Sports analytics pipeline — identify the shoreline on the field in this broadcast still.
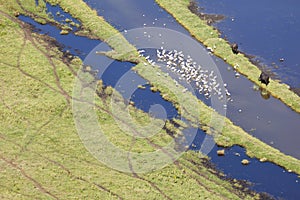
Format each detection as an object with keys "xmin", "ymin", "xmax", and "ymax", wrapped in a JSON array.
[
  {"xmin": 0, "ymin": 1, "xmax": 261, "ymax": 199},
  {"xmin": 43, "ymin": 0, "xmax": 300, "ymax": 174},
  {"xmin": 155, "ymin": 0, "xmax": 300, "ymax": 114},
  {"xmin": 1, "ymin": 0, "xmax": 298, "ymax": 199},
  {"xmin": 188, "ymin": 0, "xmax": 300, "ymax": 97}
]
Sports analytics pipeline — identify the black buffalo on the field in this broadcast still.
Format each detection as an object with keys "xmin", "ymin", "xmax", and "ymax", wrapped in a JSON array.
[
  {"xmin": 259, "ymin": 72, "xmax": 270, "ymax": 86},
  {"xmin": 231, "ymin": 43, "xmax": 239, "ymax": 54}
]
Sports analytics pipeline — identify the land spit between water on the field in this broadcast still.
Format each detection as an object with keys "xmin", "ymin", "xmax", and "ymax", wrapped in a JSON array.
[{"xmin": 0, "ymin": 0, "xmax": 299, "ymax": 199}]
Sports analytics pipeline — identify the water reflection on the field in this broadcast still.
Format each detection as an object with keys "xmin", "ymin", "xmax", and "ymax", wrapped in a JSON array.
[
  {"xmin": 260, "ymin": 88, "xmax": 271, "ymax": 100},
  {"xmin": 214, "ymin": 56, "xmax": 300, "ymax": 159}
]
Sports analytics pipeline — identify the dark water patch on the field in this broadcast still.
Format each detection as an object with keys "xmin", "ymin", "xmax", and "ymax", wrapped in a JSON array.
[
  {"xmin": 91, "ymin": 56, "xmax": 179, "ymax": 120},
  {"xmin": 291, "ymin": 88, "xmax": 300, "ymax": 96},
  {"xmin": 130, "ymin": 84, "xmax": 179, "ymax": 119},
  {"xmin": 99, "ymin": 60, "xmax": 134, "ymax": 88},
  {"xmin": 195, "ymin": 0, "xmax": 300, "ymax": 88},
  {"xmin": 188, "ymin": 128, "xmax": 300, "ymax": 200},
  {"xmin": 209, "ymin": 145, "xmax": 300, "ymax": 200},
  {"xmin": 83, "ymin": 43, "xmax": 180, "ymax": 120},
  {"xmin": 18, "ymin": 14, "xmax": 98, "ymax": 60},
  {"xmin": 35, "ymin": 0, "xmax": 39, "ymax": 6},
  {"xmin": 96, "ymin": 60, "xmax": 179, "ymax": 120}
]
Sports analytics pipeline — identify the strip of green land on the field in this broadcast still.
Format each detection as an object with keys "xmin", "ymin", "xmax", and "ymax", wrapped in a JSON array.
[
  {"xmin": 43, "ymin": 0, "xmax": 300, "ymax": 174},
  {"xmin": 0, "ymin": 0, "xmax": 261, "ymax": 199},
  {"xmin": 155, "ymin": 0, "xmax": 300, "ymax": 114},
  {"xmin": 0, "ymin": 0, "xmax": 299, "ymax": 199}
]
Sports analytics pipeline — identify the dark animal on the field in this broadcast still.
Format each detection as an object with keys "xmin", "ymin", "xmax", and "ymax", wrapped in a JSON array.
[
  {"xmin": 259, "ymin": 72, "xmax": 270, "ymax": 86},
  {"xmin": 231, "ymin": 43, "xmax": 239, "ymax": 54}
]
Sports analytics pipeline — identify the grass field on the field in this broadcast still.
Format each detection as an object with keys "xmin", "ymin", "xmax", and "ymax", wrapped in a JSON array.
[
  {"xmin": 56, "ymin": 0, "xmax": 300, "ymax": 174},
  {"xmin": 0, "ymin": 0, "xmax": 261, "ymax": 199},
  {"xmin": 0, "ymin": 0, "xmax": 299, "ymax": 199}
]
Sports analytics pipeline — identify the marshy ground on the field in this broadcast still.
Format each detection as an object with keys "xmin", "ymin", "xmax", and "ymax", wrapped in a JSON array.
[{"xmin": 0, "ymin": 0, "xmax": 299, "ymax": 199}]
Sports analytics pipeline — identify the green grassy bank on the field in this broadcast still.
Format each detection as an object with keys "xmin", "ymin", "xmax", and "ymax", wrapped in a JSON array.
[
  {"xmin": 155, "ymin": 0, "xmax": 300, "ymax": 114},
  {"xmin": 1, "ymin": 0, "xmax": 300, "ymax": 198},
  {"xmin": 43, "ymin": 0, "xmax": 300, "ymax": 174},
  {"xmin": 0, "ymin": 0, "xmax": 261, "ymax": 199}
]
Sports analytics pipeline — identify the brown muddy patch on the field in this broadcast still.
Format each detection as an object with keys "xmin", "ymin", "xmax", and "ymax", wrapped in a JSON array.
[
  {"xmin": 38, "ymin": 33, "xmax": 75, "ymax": 65},
  {"xmin": 188, "ymin": 1, "xmax": 225, "ymax": 25},
  {"xmin": 187, "ymin": 156, "xmax": 275, "ymax": 200},
  {"xmin": 291, "ymin": 88, "xmax": 300, "ymax": 96}
]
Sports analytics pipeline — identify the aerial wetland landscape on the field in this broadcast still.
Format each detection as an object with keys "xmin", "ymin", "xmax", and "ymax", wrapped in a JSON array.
[{"xmin": 0, "ymin": 0, "xmax": 300, "ymax": 199}]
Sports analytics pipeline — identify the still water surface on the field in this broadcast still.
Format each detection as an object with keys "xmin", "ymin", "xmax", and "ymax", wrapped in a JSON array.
[
  {"xmin": 84, "ymin": 0, "xmax": 300, "ymax": 159},
  {"xmin": 196, "ymin": 0, "xmax": 300, "ymax": 88},
  {"xmin": 18, "ymin": 2, "xmax": 300, "ymax": 199}
]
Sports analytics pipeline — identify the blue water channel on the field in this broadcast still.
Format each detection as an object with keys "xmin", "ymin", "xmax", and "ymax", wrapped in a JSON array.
[
  {"xmin": 20, "ymin": 5, "xmax": 95, "ymax": 60},
  {"xmin": 190, "ymin": 129, "xmax": 299, "ymax": 199},
  {"xmin": 19, "ymin": 2, "xmax": 300, "ymax": 199},
  {"xmin": 83, "ymin": 0, "xmax": 300, "ymax": 161},
  {"xmin": 195, "ymin": 0, "xmax": 300, "ymax": 88}
]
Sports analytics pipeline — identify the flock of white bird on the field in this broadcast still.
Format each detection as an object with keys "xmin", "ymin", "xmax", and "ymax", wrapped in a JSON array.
[{"xmin": 139, "ymin": 47, "xmax": 231, "ymax": 102}]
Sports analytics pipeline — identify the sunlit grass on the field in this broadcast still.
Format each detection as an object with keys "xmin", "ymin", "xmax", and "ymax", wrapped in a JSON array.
[
  {"xmin": 156, "ymin": 0, "xmax": 300, "ymax": 113},
  {"xmin": 46, "ymin": 0, "xmax": 300, "ymax": 175},
  {"xmin": 0, "ymin": 1, "xmax": 258, "ymax": 199}
]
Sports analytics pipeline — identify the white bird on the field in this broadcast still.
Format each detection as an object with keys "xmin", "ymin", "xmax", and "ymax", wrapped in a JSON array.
[{"xmin": 153, "ymin": 48, "xmax": 232, "ymax": 102}]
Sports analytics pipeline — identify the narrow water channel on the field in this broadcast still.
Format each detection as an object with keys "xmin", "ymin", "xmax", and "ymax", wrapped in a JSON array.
[
  {"xmin": 85, "ymin": 0, "xmax": 300, "ymax": 158},
  {"xmin": 19, "ymin": 2, "xmax": 300, "ymax": 199},
  {"xmin": 82, "ymin": 1, "xmax": 300, "ymax": 198},
  {"xmin": 19, "ymin": 5, "xmax": 97, "ymax": 60}
]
